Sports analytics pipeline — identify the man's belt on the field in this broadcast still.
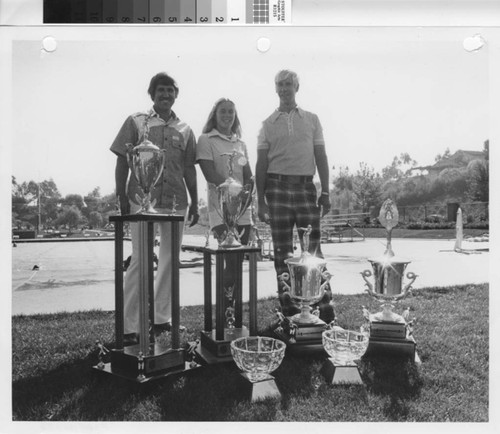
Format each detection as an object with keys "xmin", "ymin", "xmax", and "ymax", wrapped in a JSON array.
[{"xmin": 267, "ymin": 173, "xmax": 313, "ymax": 184}]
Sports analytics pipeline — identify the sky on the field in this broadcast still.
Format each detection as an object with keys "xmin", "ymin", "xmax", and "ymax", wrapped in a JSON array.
[{"xmin": 5, "ymin": 25, "xmax": 490, "ymax": 200}]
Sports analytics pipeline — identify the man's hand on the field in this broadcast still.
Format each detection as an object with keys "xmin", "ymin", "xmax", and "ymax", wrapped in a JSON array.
[
  {"xmin": 187, "ymin": 204, "xmax": 199, "ymax": 227},
  {"xmin": 257, "ymin": 202, "xmax": 271, "ymax": 224},
  {"xmin": 318, "ymin": 194, "xmax": 331, "ymax": 217}
]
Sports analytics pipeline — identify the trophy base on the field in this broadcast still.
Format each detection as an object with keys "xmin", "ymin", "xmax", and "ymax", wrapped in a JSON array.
[
  {"xmin": 92, "ymin": 360, "xmax": 201, "ymax": 383},
  {"xmin": 198, "ymin": 327, "xmax": 249, "ymax": 362},
  {"xmin": 290, "ymin": 313, "xmax": 326, "ymax": 326},
  {"xmin": 370, "ymin": 320, "xmax": 408, "ymax": 340},
  {"xmin": 218, "ymin": 239, "xmax": 242, "ymax": 249},
  {"xmin": 238, "ymin": 373, "xmax": 281, "ymax": 402},
  {"xmin": 320, "ymin": 358, "xmax": 364, "ymax": 385},
  {"xmin": 366, "ymin": 336, "xmax": 418, "ymax": 362},
  {"xmin": 273, "ymin": 322, "xmax": 327, "ymax": 355},
  {"xmin": 92, "ymin": 343, "xmax": 203, "ymax": 383},
  {"xmin": 110, "ymin": 344, "xmax": 186, "ymax": 377}
]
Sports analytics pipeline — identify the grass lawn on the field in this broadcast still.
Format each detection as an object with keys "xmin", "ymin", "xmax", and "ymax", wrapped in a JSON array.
[{"xmin": 12, "ymin": 283, "xmax": 488, "ymax": 422}]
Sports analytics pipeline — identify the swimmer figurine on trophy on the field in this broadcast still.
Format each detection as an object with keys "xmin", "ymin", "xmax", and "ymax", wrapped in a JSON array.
[
  {"xmin": 360, "ymin": 199, "xmax": 419, "ymax": 361},
  {"xmin": 274, "ymin": 226, "xmax": 332, "ymax": 353}
]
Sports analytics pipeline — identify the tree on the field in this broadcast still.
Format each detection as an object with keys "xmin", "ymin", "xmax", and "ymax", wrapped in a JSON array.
[
  {"xmin": 63, "ymin": 194, "xmax": 85, "ymax": 209},
  {"xmin": 352, "ymin": 162, "xmax": 383, "ymax": 211},
  {"xmin": 331, "ymin": 166, "xmax": 355, "ymax": 211},
  {"xmin": 56, "ymin": 206, "xmax": 83, "ymax": 230},
  {"xmin": 11, "ymin": 177, "xmax": 61, "ymax": 230},
  {"xmin": 381, "ymin": 153, "xmax": 417, "ymax": 181},
  {"xmin": 434, "ymin": 147, "xmax": 451, "ymax": 163},
  {"xmin": 83, "ymin": 187, "xmax": 102, "ymax": 219},
  {"xmin": 89, "ymin": 211, "xmax": 103, "ymax": 228},
  {"xmin": 466, "ymin": 140, "xmax": 489, "ymax": 202}
]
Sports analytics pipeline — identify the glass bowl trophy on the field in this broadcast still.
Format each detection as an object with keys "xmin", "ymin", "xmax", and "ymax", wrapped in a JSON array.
[
  {"xmin": 321, "ymin": 325, "xmax": 369, "ymax": 385},
  {"xmin": 360, "ymin": 199, "xmax": 420, "ymax": 362},
  {"xmin": 231, "ymin": 336, "xmax": 286, "ymax": 402},
  {"xmin": 273, "ymin": 226, "xmax": 332, "ymax": 353},
  {"xmin": 216, "ymin": 151, "xmax": 253, "ymax": 248}
]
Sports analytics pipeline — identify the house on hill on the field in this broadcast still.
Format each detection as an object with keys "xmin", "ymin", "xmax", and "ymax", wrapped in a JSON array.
[{"xmin": 410, "ymin": 149, "xmax": 485, "ymax": 180}]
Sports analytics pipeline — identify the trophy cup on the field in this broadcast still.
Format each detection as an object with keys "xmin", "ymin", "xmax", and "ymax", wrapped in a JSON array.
[
  {"xmin": 231, "ymin": 336, "xmax": 286, "ymax": 402},
  {"xmin": 321, "ymin": 325, "xmax": 369, "ymax": 385},
  {"xmin": 216, "ymin": 151, "xmax": 253, "ymax": 248},
  {"xmin": 275, "ymin": 226, "xmax": 332, "ymax": 351},
  {"xmin": 360, "ymin": 199, "xmax": 419, "ymax": 360},
  {"xmin": 126, "ymin": 116, "xmax": 165, "ymax": 214}
]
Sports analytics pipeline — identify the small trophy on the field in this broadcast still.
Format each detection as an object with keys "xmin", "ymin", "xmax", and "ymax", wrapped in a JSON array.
[
  {"xmin": 126, "ymin": 115, "xmax": 165, "ymax": 214},
  {"xmin": 216, "ymin": 151, "xmax": 253, "ymax": 248},
  {"xmin": 321, "ymin": 325, "xmax": 369, "ymax": 385},
  {"xmin": 361, "ymin": 199, "xmax": 419, "ymax": 360},
  {"xmin": 231, "ymin": 336, "xmax": 286, "ymax": 402}
]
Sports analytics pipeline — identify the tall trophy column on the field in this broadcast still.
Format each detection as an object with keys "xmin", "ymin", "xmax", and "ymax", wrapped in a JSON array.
[{"xmin": 93, "ymin": 125, "xmax": 199, "ymax": 382}]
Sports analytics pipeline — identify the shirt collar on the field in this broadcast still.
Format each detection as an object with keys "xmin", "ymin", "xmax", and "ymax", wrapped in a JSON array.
[
  {"xmin": 207, "ymin": 128, "xmax": 238, "ymax": 142},
  {"xmin": 148, "ymin": 107, "xmax": 178, "ymax": 123},
  {"xmin": 270, "ymin": 106, "xmax": 304, "ymax": 123}
]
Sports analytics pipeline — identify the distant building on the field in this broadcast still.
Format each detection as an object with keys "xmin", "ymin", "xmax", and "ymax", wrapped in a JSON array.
[{"xmin": 410, "ymin": 150, "xmax": 485, "ymax": 180}]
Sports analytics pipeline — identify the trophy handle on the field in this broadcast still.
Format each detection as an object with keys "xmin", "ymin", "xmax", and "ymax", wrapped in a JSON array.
[
  {"xmin": 235, "ymin": 179, "xmax": 254, "ymax": 221},
  {"xmin": 361, "ymin": 270, "xmax": 376, "ymax": 296},
  {"xmin": 278, "ymin": 272, "xmax": 291, "ymax": 292},
  {"xmin": 398, "ymin": 271, "xmax": 418, "ymax": 300},
  {"xmin": 319, "ymin": 270, "xmax": 332, "ymax": 292}
]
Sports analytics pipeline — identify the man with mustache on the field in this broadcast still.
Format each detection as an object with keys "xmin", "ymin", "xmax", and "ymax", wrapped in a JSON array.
[
  {"xmin": 110, "ymin": 72, "xmax": 199, "ymax": 345},
  {"xmin": 256, "ymin": 69, "xmax": 334, "ymax": 322}
]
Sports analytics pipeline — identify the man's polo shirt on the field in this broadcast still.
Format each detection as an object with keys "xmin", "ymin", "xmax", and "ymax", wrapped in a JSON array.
[
  {"xmin": 257, "ymin": 107, "xmax": 325, "ymax": 176},
  {"xmin": 110, "ymin": 108, "xmax": 196, "ymax": 210}
]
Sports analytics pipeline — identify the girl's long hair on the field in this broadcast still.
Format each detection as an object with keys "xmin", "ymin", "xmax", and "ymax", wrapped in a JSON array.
[{"xmin": 202, "ymin": 98, "xmax": 242, "ymax": 138}]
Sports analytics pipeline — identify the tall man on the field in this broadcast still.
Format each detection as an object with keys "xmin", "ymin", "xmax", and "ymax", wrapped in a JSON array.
[
  {"xmin": 111, "ymin": 72, "xmax": 199, "ymax": 343},
  {"xmin": 256, "ymin": 70, "xmax": 334, "ymax": 321}
]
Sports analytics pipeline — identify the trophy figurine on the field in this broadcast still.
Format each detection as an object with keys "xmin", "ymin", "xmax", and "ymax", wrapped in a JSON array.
[
  {"xmin": 360, "ymin": 199, "xmax": 419, "ymax": 360},
  {"xmin": 126, "ymin": 115, "xmax": 165, "ymax": 214},
  {"xmin": 216, "ymin": 151, "xmax": 253, "ymax": 248},
  {"xmin": 275, "ymin": 226, "xmax": 332, "ymax": 349}
]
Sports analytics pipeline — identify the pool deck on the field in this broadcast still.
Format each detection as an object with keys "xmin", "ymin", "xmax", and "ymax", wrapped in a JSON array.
[{"xmin": 11, "ymin": 235, "xmax": 489, "ymax": 316}]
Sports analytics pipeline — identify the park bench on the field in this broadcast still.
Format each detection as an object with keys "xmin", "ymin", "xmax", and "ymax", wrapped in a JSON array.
[{"xmin": 320, "ymin": 212, "xmax": 368, "ymax": 243}]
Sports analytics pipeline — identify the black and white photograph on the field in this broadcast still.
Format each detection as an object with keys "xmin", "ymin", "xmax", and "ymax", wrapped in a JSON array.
[{"xmin": 1, "ymin": 4, "xmax": 499, "ymax": 432}]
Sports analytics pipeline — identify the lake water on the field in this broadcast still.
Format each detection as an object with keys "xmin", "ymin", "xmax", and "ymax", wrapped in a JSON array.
[{"xmin": 11, "ymin": 236, "xmax": 489, "ymax": 315}]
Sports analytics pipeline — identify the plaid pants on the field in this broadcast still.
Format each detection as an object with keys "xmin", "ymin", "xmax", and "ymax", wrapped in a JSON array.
[{"xmin": 265, "ymin": 178, "xmax": 323, "ymax": 281}]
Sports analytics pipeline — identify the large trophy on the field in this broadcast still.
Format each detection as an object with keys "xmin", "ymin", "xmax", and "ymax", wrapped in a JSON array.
[
  {"xmin": 360, "ymin": 199, "xmax": 419, "ymax": 360},
  {"xmin": 216, "ymin": 151, "xmax": 253, "ymax": 248},
  {"xmin": 274, "ymin": 226, "xmax": 332, "ymax": 351},
  {"xmin": 126, "ymin": 116, "xmax": 165, "ymax": 214}
]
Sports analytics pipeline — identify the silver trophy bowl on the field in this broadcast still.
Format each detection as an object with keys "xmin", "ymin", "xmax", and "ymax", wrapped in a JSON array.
[
  {"xmin": 216, "ymin": 152, "xmax": 253, "ymax": 248},
  {"xmin": 279, "ymin": 226, "xmax": 331, "ymax": 325},
  {"xmin": 126, "ymin": 140, "xmax": 165, "ymax": 214},
  {"xmin": 281, "ymin": 254, "xmax": 330, "ymax": 325}
]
